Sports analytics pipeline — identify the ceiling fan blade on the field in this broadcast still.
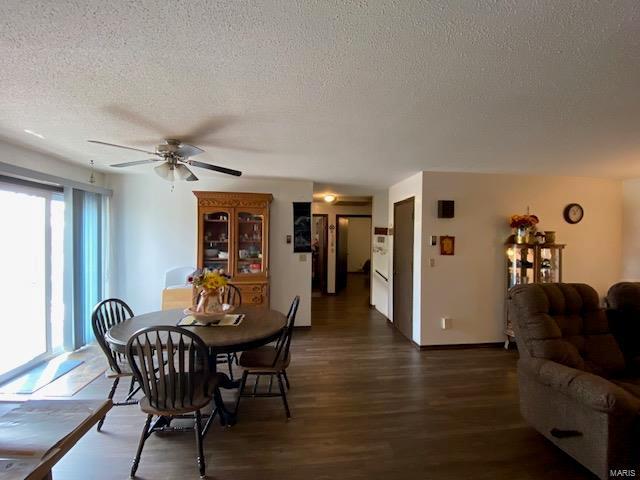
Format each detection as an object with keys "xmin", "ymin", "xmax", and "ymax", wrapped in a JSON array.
[
  {"xmin": 110, "ymin": 158, "xmax": 160, "ymax": 168},
  {"xmin": 180, "ymin": 116, "xmax": 238, "ymax": 143},
  {"xmin": 197, "ymin": 139, "xmax": 267, "ymax": 153},
  {"xmin": 176, "ymin": 164, "xmax": 198, "ymax": 182},
  {"xmin": 104, "ymin": 105, "xmax": 168, "ymax": 134},
  {"xmin": 88, "ymin": 140, "xmax": 160, "ymax": 156},
  {"xmin": 175, "ymin": 143, "xmax": 204, "ymax": 158},
  {"xmin": 188, "ymin": 160, "xmax": 242, "ymax": 177}
]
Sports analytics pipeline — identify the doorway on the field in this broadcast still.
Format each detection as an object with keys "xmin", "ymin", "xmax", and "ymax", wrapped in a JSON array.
[
  {"xmin": 392, "ymin": 198, "xmax": 414, "ymax": 341},
  {"xmin": 312, "ymin": 214, "xmax": 328, "ymax": 294},
  {"xmin": 335, "ymin": 215, "xmax": 372, "ymax": 294}
]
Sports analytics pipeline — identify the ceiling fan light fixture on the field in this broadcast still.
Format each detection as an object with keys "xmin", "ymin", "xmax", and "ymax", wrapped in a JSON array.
[
  {"xmin": 176, "ymin": 164, "xmax": 198, "ymax": 182},
  {"xmin": 154, "ymin": 162, "xmax": 175, "ymax": 181}
]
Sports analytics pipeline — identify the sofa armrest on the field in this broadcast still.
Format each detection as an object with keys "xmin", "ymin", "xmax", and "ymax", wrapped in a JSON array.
[{"xmin": 519, "ymin": 358, "xmax": 640, "ymax": 415}]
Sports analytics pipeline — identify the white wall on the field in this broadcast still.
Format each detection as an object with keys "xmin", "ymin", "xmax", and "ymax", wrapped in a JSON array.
[
  {"xmin": 107, "ymin": 173, "xmax": 313, "ymax": 326},
  {"xmin": 371, "ymin": 190, "xmax": 389, "ymax": 316},
  {"xmin": 0, "ymin": 139, "xmax": 105, "ymax": 186},
  {"xmin": 419, "ymin": 172, "xmax": 622, "ymax": 345},
  {"xmin": 347, "ymin": 217, "xmax": 371, "ymax": 272},
  {"xmin": 388, "ymin": 172, "xmax": 423, "ymax": 344},
  {"xmin": 311, "ymin": 202, "xmax": 372, "ymax": 293},
  {"xmin": 622, "ymin": 178, "xmax": 640, "ymax": 279}
]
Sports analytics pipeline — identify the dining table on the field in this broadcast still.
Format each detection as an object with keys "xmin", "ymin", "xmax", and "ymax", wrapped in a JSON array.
[{"xmin": 105, "ymin": 306, "xmax": 287, "ymax": 426}]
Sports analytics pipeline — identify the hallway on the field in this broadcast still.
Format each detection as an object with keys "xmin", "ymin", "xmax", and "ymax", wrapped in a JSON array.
[{"xmin": 54, "ymin": 289, "xmax": 593, "ymax": 479}]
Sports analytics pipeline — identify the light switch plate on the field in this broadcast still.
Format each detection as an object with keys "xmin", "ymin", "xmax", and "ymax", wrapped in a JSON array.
[
  {"xmin": 430, "ymin": 235, "xmax": 437, "ymax": 246},
  {"xmin": 299, "ymin": 254, "xmax": 307, "ymax": 262}
]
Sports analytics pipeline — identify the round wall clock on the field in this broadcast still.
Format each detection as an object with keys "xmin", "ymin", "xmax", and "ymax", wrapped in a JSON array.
[{"xmin": 563, "ymin": 203, "xmax": 584, "ymax": 224}]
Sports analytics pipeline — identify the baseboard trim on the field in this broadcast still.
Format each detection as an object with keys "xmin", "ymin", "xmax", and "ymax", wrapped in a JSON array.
[
  {"xmin": 294, "ymin": 325, "xmax": 311, "ymax": 330},
  {"xmin": 412, "ymin": 341, "xmax": 504, "ymax": 351}
]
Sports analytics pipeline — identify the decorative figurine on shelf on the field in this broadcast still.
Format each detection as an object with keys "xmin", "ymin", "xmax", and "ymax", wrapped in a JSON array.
[{"xmin": 509, "ymin": 213, "xmax": 539, "ymax": 244}]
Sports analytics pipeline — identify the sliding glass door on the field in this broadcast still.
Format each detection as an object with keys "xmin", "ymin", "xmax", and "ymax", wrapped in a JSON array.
[{"xmin": 0, "ymin": 181, "xmax": 64, "ymax": 382}]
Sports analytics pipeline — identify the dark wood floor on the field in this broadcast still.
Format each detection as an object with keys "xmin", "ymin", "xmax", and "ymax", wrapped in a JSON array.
[{"xmin": 56, "ymin": 274, "xmax": 595, "ymax": 479}]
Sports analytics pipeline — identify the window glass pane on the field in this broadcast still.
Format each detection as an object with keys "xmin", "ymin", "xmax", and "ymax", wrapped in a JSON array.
[
  {"xmin": 0, "ymin": 188, "xmax": 47, "ymax": 376},
  {"xmin": 50, "ymin": 194, "xmax": 65, "ymax": 351}
]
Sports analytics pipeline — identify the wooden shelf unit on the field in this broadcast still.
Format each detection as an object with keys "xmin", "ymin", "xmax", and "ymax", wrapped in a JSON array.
[{"xmin": 194, "ymin": 191, "xmax": 273, "ymax": 307}]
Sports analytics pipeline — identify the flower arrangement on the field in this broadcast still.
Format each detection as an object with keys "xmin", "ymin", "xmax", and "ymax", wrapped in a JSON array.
[
  {"xmin": 509, "ymin": 213, "xmax": 540, "ymax": 244},
  {"xmin": 187, "ymin": 269, "xmax": 232, "ymax": 316},
  {"xmin": 509, "ymin": 214, "xmax": 539, "ymax": 229},
  {"xmin": 188, "ymin": 268, "xmax": 229, "ymax": 291}
]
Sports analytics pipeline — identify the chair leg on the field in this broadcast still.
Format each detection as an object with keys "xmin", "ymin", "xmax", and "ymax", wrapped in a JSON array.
[
  {"xmin": 233, "ymin": 352, "xmax": 239, "ymax": 365},
  {"xmin": 253, "ymin": 375, "xmax": 261, "ymax": 396},
  {"xmin": 194, "ymin": 410, "xmax": 206, "ymax": 478},
  {"xmin": 234, "ymin": 370, "xmax": 249, "ymax": 415},
  {"xmin": 268, "ymin": 375, "xmax": 273, "ymax": 393},
  {"xmin": 128, "ymin": 376, "xmax": 136, "ymax": 395},
  {"xmin": 97, "ymin": 377, "xmax": 120, "ymax": 431},
  {"xmin": 283, "ymin": 370, "xmax": 290, "ymax": 390},
  {"xmin": 276, "ymin": 372, "xmax": 291, "ymax": 419},
  {"xmin": 227, "ymin": 353, "xmax": 234, "ymax": 381},
  {"xmin": 130, "ymin": 414, "xmax": 152, "ymax": 478}
]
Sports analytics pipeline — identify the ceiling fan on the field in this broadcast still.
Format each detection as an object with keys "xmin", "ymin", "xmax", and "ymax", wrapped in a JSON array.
[{"xmin": 88, "ymin": 138, "xmax": 242, "ymax": 182}]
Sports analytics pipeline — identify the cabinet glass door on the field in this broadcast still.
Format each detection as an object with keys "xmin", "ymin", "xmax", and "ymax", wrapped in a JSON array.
[
  {"xmin": 506, "ymin": 244, "xmax": 535, "ymax": 288},
  {"xmin": 235, "ymin": 210, "xmax": 264, "ymax": 276},
  {"xmin": 539, "ymin": 246, "xmax": 562, "ymax": 283},
  {"xmin": 201, "ymin": 209, "xmax": 231, "ymax": 274}
]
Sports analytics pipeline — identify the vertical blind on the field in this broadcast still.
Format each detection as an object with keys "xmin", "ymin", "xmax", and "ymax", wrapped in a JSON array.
[{"xmin": 72, "ymin": 189, "xmax": 108, "ymax": 347}]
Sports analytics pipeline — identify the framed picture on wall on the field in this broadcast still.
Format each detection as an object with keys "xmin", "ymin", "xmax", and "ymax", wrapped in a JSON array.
[
  {"xmin": 293, "ymin": 202, "xmax": 312, "ymax": 252},
  {"xmin": 440, "ymin": 235, "xmax": 455, "ymax": 255}
]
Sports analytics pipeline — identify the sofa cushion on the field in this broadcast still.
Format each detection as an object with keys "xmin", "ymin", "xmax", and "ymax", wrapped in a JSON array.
[{"xmin": 510, "ymin": 283, "xmax": 626, "ymax": 377}]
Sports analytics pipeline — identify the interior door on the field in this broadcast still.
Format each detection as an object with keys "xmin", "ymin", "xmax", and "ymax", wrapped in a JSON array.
[
  {"xmin": 393, "ymin": 198, "xmax": 414, "ymax": 341},
  {"xmin": 336, "ymin": 216, "xmax": 349, "ymax": 292},
  {"xmin": 312, "ymin": 215, "xmax": 328, "ymax": 292}
]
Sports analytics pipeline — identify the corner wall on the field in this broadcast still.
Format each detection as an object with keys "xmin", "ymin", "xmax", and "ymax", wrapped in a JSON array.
[
  {"xmin": 622, "ymin": 178, "xmax": 640, "ymax": 279},
  {"xmin": 371, "ymin": 190, "xmax": 389, "ymax": 316},
  {"xmin": 388, "ymin": 172, "xmax": 423, "ymax": 344}
]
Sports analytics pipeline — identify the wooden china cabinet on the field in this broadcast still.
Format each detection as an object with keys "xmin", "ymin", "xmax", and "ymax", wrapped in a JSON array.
[{"xmin": 194, "ymin": 191, "xmax": 273, "ymax": 307}]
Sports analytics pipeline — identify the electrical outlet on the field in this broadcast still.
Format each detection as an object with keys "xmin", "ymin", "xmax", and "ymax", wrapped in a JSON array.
[
  {"xmin": 430, "ymin": 258, "xmax": 436, "ymax": 267},
  {"xmin": 299, "ymin": 254, "xmax": 307, "ymax": 262},
  {"xmin": 441, "ymin": 317, "xmax": 451, "ymax": 329}
]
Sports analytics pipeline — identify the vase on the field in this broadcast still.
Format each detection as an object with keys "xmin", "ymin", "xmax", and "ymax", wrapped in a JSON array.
[{"xmin": 196, "ymin": 288, "xmax": 223, "ymax": 314}]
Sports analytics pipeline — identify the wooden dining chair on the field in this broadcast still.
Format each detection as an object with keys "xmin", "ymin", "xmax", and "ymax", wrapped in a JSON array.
[
  {"xmin": 234, "ymin": 296, "xmax": 300, "ymax": 419},
  {"xmin": 91, "ymin": 298, "xmax": 140, "ymax": 431},
  {"xmin": 126, "ymin": 326, "xmax": 218, "ymax": 479},
  {"xmin": 216, "ymin": 283, "xmax": 242, "ymax": 378}
]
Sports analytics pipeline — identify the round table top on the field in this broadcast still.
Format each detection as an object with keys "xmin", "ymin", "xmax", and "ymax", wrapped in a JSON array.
[{"xmin": 105, "ymin": 307, "xmax": 287, "ymax": 353}]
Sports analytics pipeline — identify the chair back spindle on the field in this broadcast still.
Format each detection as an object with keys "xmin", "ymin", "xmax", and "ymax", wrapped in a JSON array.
[
  {"xmin": 219, "ymin": 283, "xmax": 242, "ymax": 308},
  {"xmin": 273, "ymin": 296, "xmax": 300, "ymax": 367},
  {"xmin": 126, "ymin": 326, "xmax": 210, "ymax": 411}
]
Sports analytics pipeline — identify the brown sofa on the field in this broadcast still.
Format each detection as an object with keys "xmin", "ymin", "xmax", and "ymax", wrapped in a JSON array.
[
  {"xmin": 607, "ymin": 282, "xmax": 640, "ymax": 370},
  {"xmin": 508, "ymin": 283, "xmax": 640, "ymax": 479}
]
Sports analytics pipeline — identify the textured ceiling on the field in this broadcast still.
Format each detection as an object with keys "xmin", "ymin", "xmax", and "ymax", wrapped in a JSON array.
[{"xmin": 1, "ymin": 1, "xmax": 640, "ymax": 187}]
